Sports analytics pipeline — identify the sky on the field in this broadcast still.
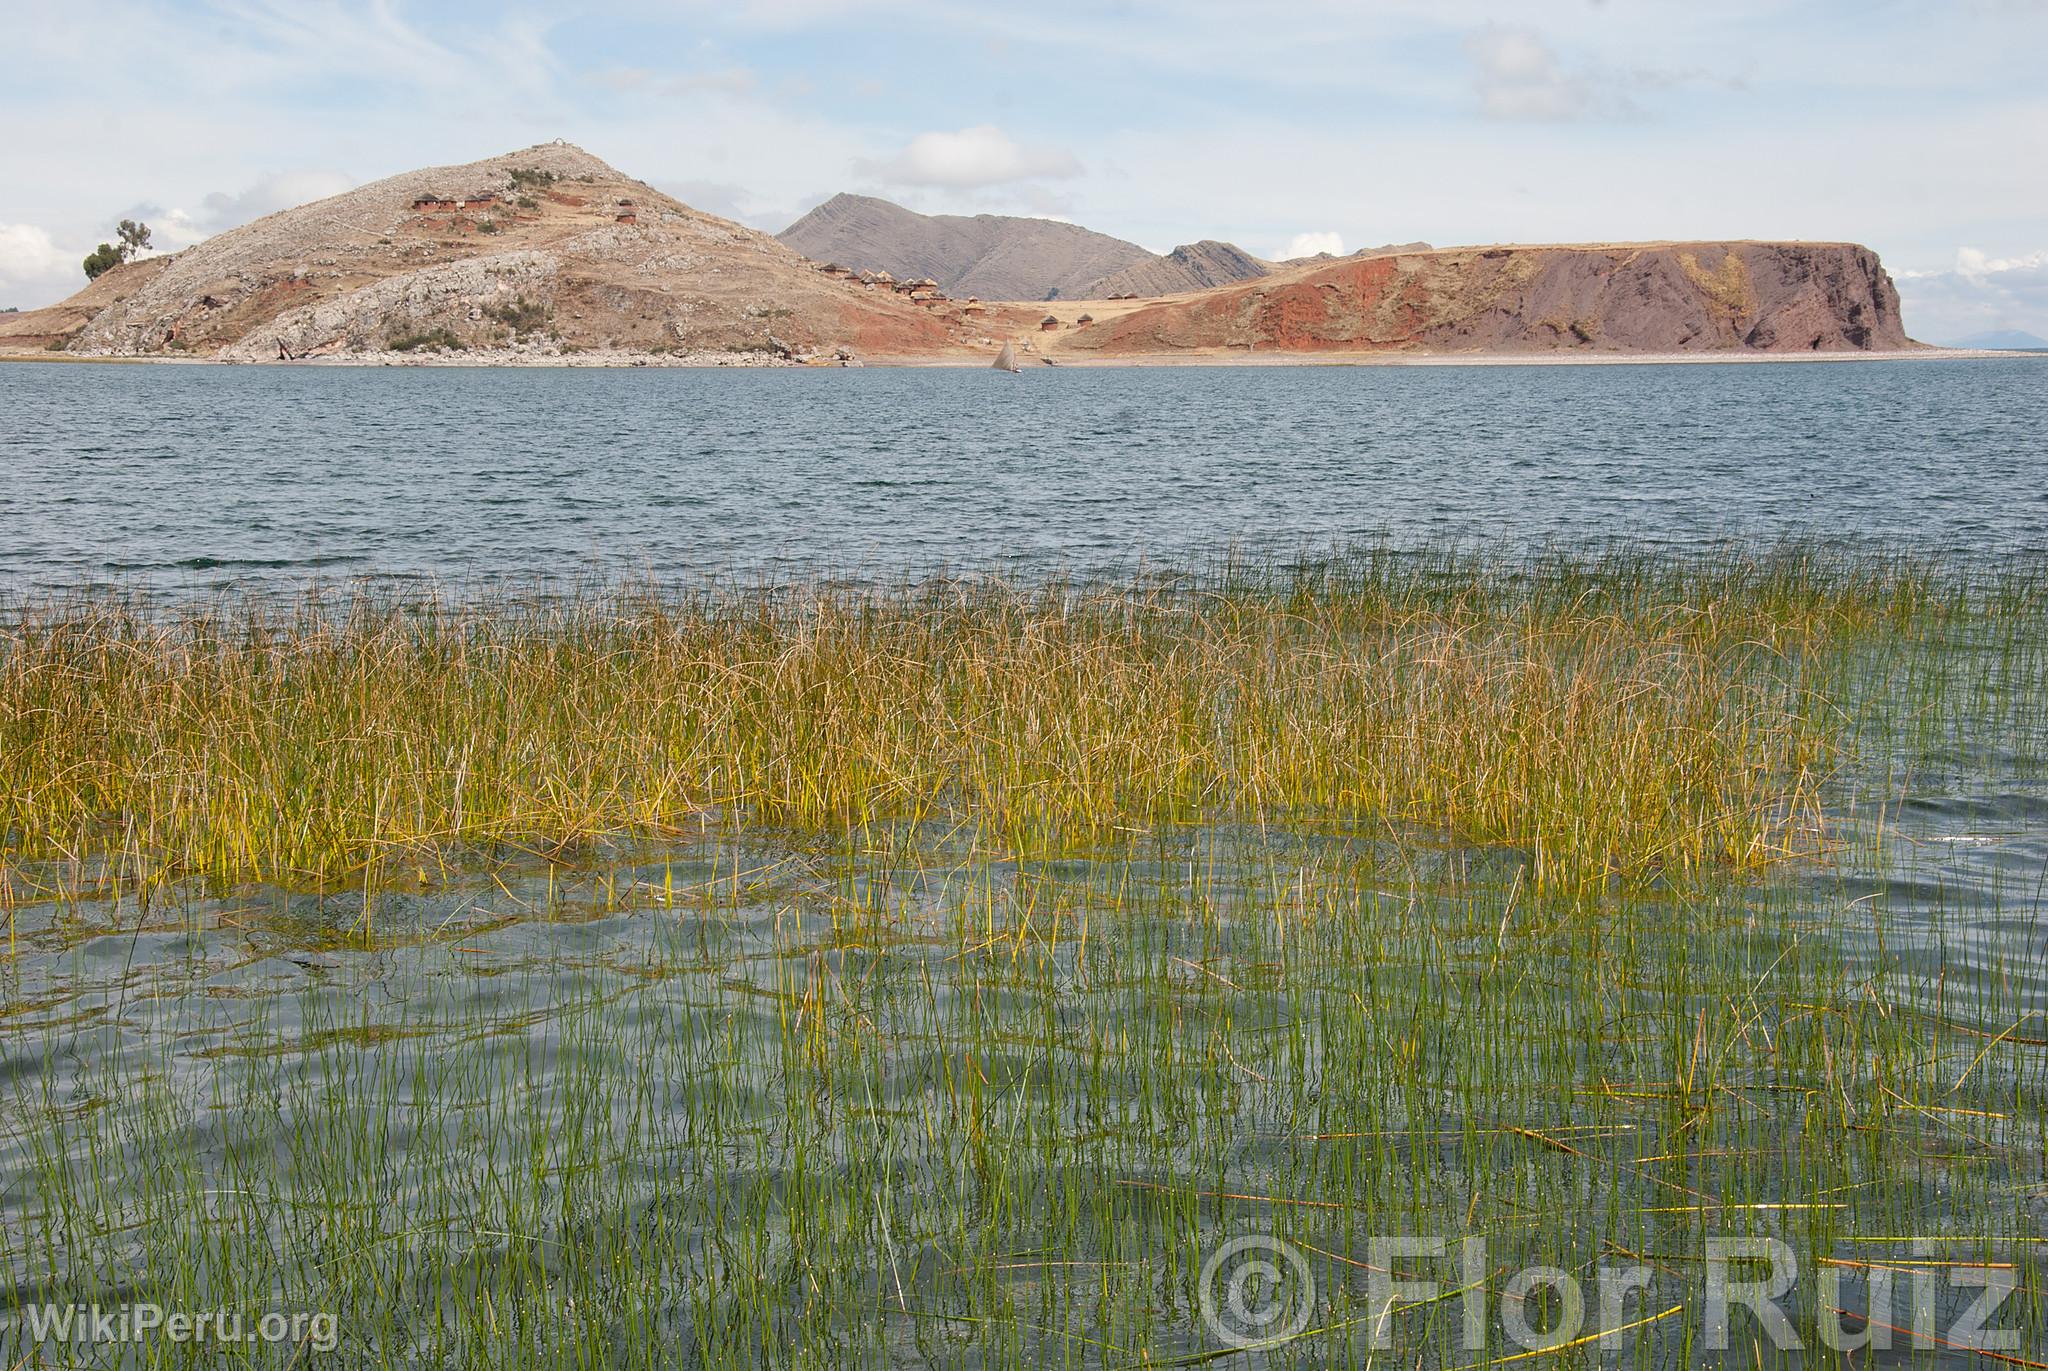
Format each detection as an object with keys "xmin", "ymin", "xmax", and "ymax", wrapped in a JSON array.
[{"xmin": 1, "ymin": 0, "xmax": 2044, "ymax": 344}]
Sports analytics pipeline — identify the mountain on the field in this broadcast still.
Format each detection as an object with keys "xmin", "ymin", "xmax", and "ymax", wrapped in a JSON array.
[
  {"xmin": 1088, "ymin": 241, "xmax": 1270, "ymax": 298},
  {"xmin": 776, "ymin": 193, "xmax": 1160, "ymax": 301},
  {"xmin": 1, "ymin": 154, "xmax": 1916, "ymax": 363},
  {"xmin": 3, "ymin": 143, "xmax": 1013, "ymax": 361},
  {"xmin": 1052, "ymin": 242, "xmax": 1913, "ymax": 356},
  {"xmin": 1947, "ymin": 329, "xmax": 2048, "ymax": 350}
]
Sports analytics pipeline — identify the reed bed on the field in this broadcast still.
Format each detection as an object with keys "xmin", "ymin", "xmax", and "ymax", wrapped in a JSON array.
[
  {"xmin": 3, "ymin": 545, "xmax": 2046, "ymax": 1368},
  {"xmin": 0, "ymin": 547, "xmax": 1927, "ymax": 904}
]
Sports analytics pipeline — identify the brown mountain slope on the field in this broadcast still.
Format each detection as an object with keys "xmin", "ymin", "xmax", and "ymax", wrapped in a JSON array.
[
  {"xmin": 1054, "ymin": 242, "xmax": 1911, "ymax": 356},
  {"xmin": 1088, "ymin": 241, "xmax": 1269, "ymax": 298},
  {"xmin": 777, "ymin": 193, "xmax": 1157, "ymax": 301},
  {"xmin": 30, "ymin": 143, "xmax": 1010, "ymax": 361},
  {"xmin": 0, "ymin": 256, "xmax": 172, "ymax": 350}
]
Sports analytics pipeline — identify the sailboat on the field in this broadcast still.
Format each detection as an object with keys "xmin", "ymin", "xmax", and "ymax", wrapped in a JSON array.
[{"xmin": 992, "ymin": 340, "xmax": 1021, "ymax": 372}]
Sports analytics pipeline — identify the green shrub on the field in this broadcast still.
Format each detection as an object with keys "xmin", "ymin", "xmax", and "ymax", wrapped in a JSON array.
[
  {"xmin": 386, "ymin": 328, "xmax": 465, "ymax": 353},
  {"xmin": 484, "ymin": 297, "xmax": 551, "ymax": 337}
]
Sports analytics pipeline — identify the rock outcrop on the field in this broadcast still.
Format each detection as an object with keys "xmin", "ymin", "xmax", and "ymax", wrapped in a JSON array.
[
  {"xmin": 20, "ymin": 143, "xmax": 1014, "ymax": 361},
  {"xmin": 1059, "ymin": 242, "xmax": 1912, "ymax": 355}
]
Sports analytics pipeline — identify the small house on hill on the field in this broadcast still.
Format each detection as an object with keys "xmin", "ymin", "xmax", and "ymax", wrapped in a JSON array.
[
  {"xmin": 1039, "ymin": 315, "xmax": 1060, "ymax": 331},
  {"xmin": 1075, "ymin": 313, "xmax": 1094, "ymax": 325},
  {"xmin": 413, "ymin": 192, "xmax": 502, "ymax": 213}
]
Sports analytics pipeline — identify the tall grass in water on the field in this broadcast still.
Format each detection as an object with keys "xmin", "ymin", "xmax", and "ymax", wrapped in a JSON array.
[
  {"xmin": 3, "ymin": 545, "xmax": 2047, "ymax": 1367},
  {"xmin": 0, "ymin": 547, "xmax": 1890, "ymax": 903}
]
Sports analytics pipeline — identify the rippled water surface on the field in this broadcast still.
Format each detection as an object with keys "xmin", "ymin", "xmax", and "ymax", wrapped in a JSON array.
[
  {"xmin": 4, "ymin": 358, "xmax": 2046, "ymax": 593},
  {"xmin": 5, "ymin": 358, "xmax": 2048, "ymax": 1366}
]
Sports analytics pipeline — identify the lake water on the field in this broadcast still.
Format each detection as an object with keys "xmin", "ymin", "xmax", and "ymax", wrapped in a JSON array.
[
  {"xmin": 5, "ymin": 357, "xmax": 2048, "ymax": 1367},
  {"xmin": 3, "ymin": 357, "xmax": 2045, "ymax": 595}
]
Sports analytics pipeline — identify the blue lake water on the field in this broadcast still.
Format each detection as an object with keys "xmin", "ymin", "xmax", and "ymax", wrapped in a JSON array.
[
  {"xmin": 3, "ymin": 357, "xmax": 2045, "ymax": 594},
  {"xmin": 6, "ymin": 356, "xmax": 2048, "ymax": 1366}
]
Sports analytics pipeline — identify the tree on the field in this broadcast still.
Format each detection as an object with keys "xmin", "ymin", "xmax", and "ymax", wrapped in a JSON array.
[
  {"xmin": 81, "ymin": 219, "xmax": 153, "ymax": 281},
  {"xmin": 82, "ymin": 243, "xmax": 123, "ymax": 280}
]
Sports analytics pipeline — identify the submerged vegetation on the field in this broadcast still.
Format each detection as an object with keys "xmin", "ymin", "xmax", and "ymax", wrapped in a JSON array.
[{"xmin": 2, "ymin": 545, "xmax": 2046, "ymax": 1366}]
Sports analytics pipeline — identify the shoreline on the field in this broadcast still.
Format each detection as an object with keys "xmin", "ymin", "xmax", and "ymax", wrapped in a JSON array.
[{"xmin": 1, "ymin": 345, "xmax": 2035, "ymax": 370}]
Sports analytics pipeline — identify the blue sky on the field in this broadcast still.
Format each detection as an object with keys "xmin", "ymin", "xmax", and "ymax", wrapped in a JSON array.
[{"xmin": 2, "ymin": 0, "xmax": 2044, "ymax": 341}]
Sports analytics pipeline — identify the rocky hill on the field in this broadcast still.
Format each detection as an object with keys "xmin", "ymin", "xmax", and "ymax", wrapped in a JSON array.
[
  {"xmin": 0, "ymin": 256, "xmax": 173, "ymax": 351},
  {"xmin": 8, "ymin": 144, "xmax": 1020, "ymax": 362},
  {"xmin": 1053, "ymin": 242, "xmax": 1912, "ymax": 356},
  {"xmin": 776, "ymin": 193, "xmax": 1162, "ymax": 301},
  {"xmin": 1088, "ymin": 241, "xmax": 1270, "ymax": 298},
  {"xmin": 4, "ymin": 152, "xmax": 1917, "ymax": 364}
]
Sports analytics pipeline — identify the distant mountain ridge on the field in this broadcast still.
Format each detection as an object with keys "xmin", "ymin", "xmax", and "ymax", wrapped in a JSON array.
[
  {"xmin": 1947, "ymin": 328, "xmax": 2048, "ymax": 350},
  {"xmin": 1089, "ymin": 241, "xmax": 1270, "ymax": 298},
  {"xmin": 777, "ymin": 194, "xmax": 1272, "ymax": 301},
  {"xmin": 778, "ymin": 194, "xmax": 1153, "ymax": 300}
]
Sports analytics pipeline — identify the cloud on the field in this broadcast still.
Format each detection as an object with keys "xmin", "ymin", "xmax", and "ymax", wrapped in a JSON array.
[
  {"xmin": 1894, "ymin": 247, "xmax": 2048, "ymax": 344},
  {"xmin": 862, "ymin": 125, "xmax": 1080, "ymax": 188},
  {"xmin": 199, "ymin": 172, "xmax": 357, "ymax": 233},
  {"xmin": 1463, "ymin": 25, "xmax": 1739, "ymax": 122},
  {"xmin": 0, "ymin": 223, "xmax": 85, "ymax": 309},
  {"xmin": 1277, "ymin": 231, "xmax": 1345, "ymax": 260},
  {"xmin": 114, "ymin": 172, "xmax": 359, "ymax": 253},
  {"xmin": 1466, "ymin": 27, "xmax": 1599, "ymax": 120}
]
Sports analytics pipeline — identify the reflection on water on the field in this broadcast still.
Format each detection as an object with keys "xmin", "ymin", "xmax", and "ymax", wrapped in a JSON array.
[{"xmin": 3, "ymin": 734, "xmax": 2043, "ymax": 1363}]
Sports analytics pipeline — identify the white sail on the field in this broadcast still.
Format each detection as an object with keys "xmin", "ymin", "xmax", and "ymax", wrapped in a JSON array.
[{"xmin": 993, "ymin": 341, "xmax": 1020, "ymax": 372}]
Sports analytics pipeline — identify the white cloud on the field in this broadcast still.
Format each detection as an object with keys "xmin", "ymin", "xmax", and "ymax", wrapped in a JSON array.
[
  {"xmin": 1278, "ymin": 231, "xmax": 1345, "ymax": 260},
  {"xmin": 0, "ymin": 223, "xmax": 84, "ymax": 310},
  {"xmin": 1466, "ymin": 27, "xmax": 1598, "ymax": 121},
  {"xmin": 1462, "ymin": 24, "xmax": 1738, "ymax": 122},
  {"xmin": 112, "ymin": 172, "xmax": 356, "ymax": 253},
  {"xmin": 1894, "ymin": 247, "xmax": 2048, "ymax": 344},
  {"xmin": 197, "ymin": 171, "xmax": 357, "ymax": 233},
  {"xmin": 863, "ymin": 125, "xmax": 1080, "ymax": 188}
]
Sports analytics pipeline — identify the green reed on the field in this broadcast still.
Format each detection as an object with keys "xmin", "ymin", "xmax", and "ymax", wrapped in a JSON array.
[
  {"xmin": 0, "ymin": 545, "xmax": 1916, "ymax": 906},
  {"xmin": 2, "ymin": 544, "xmax": 2045, "ymax": 1367}
]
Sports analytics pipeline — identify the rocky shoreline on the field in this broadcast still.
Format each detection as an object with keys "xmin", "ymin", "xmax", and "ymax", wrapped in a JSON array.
[{"xmin": 9, "ymin": 345, "xmax": 2035, "ymax": 370}]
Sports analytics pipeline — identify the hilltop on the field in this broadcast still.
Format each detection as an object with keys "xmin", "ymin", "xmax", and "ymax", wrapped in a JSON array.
[
  {"xmin": 2, "ymin": 143, "xmax": 1024, "ymax": 362},
  {"xmin": 777, "ymin": 193, "xmax": 1160, "ymax": 301},
  {"xmin": 777, "ymin": 194, "xmax": 1273, "ymax": 301}
]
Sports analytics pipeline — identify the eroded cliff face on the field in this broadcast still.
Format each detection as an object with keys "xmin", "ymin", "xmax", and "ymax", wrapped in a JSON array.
[{"xmin": 1061, "ymin": 243, "xmax": 1911, "ymax": 355}]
